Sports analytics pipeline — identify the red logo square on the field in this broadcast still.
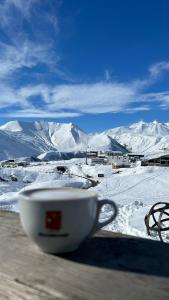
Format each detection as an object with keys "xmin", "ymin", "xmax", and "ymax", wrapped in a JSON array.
[{"xmin": 46, "ymin": 211, "xmax": 62, "ymax": 230}]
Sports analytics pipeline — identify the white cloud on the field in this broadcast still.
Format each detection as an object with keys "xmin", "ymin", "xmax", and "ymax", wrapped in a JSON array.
[
  {"xmin": 0, "ymin": 41, "xmax": 57, "ymax": 78},
  {"xmin": 1, "ymin": 58, "xmax": 169, "ymax": 118},
  {"xmin": 124, "ymin": 106, "xmax": 151, "ymax": 114},
  {"xmin": 0, "ymin": 0, "xmax": 39, "ymax": 33},
  {"xmin": 0, "ymin": 0, "xmax": 40, "ymax": 21},
  {"xmin": 149, "ymin": 61, "xmax": 169, "ymax": 78},
  {"xmin": 0, "ymin": 84, "xmax": 27, "ymax": 108},
  {"xmin": 0, "ymin": 81, "xmax": 138, "ymax": 117},
  {"xmin": 0, "ymin": 0, "xmax": 59, "ymax": 37},
  {"xmin": 0, "ymin": 0, "xmax": 63, "ymax": 82},
  {"xmin": 139, "ymin": 91, "xmax": 169, "ymax": 106},
  {"xmin": 0, "ymin": 82, "xmax": 167, "ymax": 118},
  {"xmin": 15, "ymin": 81, "xmax": 137, "ymax": 115},
  {"xmin": 0, "ymin": 108, "xmax": 81, "ymax": 118},
  {"xmin": 8, "ymin": 0, "xmax": 37, "ymax": 17},
  {"xmin": 8, "ymin": 0, "xmax": 38, "ymax": 14},
  {"xmin": 49, "ymin": 82, "xmax": 136, "ymax": 113},
  {"xmin": 19, "ymin": 84, "xmax": 51, "ymax": 102},
  {"xmin": 131, "ymin": 61, "xmax": 169, "ymax": 90},
  {"xmin": 1, "ymin": 1, "xmax": 169, "ymax": 120},
  {"xmin": 10, "ymin": 65, "xmax": 169, "ymax": 117},
  {"xmin": 1, "ymin": 65, "xmax": 169, "ymax": 118},
  {"xmin": 104, "ymin": 69, "xmax": 112, "ymax": 81},
  {"xmin": 0, "ymin": 1, "xmax": 169, "ymax": 124}
]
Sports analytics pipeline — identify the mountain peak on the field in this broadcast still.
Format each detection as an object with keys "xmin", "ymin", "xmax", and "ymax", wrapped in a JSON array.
[
  {"xmin": 0, "ymin": 121, "xmax": 24, "ymax": 132},
  {"xmin": 0, "ymin": 120, "xmax": 128, "ymax": 160},
  {"xmin": 152, "ymin": 120, "xmax": 158, "ymax": 125}
]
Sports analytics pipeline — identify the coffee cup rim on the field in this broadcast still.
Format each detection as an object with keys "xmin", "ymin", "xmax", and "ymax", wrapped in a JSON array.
[{"xmin": 19, "ymin": 187, "xmax": 97, "ymax": 202}]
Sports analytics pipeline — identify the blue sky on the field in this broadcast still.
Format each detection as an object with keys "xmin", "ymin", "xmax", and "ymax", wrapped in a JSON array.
[{"xmin": 0, "ymin": 0, "xmax": 169, "ymax": 132}]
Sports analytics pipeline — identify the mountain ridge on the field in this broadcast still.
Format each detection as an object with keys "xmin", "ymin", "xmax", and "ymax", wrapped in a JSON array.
[
  {"xmin": 0, "ymin": 120, "xmax": 127, "ymax": 160},
  {"xmin": 104, "ymin": 120, "xmax": 169, "ymax": 153},
  {"xmin": 0, "ymin": 120, "xmax": 168, "ymax": 160}
]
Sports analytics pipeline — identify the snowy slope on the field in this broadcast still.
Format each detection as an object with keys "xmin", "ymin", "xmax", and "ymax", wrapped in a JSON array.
[
  {"xmin": 0, "ymin": 121, "xmax": 126, "ymax": 160},
  {"xmin": 88, "ymin": 163, "xmax": 169, "ymax": 239},
  {"xmin": 87, "ymin": 133, "xmax": 128, "ymax": 152},
  {"xmin": 0, "ymin": 120, "xmax": 168, "ymax": 160},
  {"xmin": 0, "ymin": 158, "xmax": 169, "ymax": 241},
  {"xmin": 0, "ymin": 129, "xmax": 42, "ymax": 160},
  {"xmin": 104, "ymin": 121, "xmax": 169, "ymax": 153}
]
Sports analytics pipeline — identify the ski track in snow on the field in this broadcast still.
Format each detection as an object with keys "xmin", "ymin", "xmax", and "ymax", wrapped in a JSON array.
[{"xmin": 0, "ymin": 158, "xmax": 169, "ymax": 240}]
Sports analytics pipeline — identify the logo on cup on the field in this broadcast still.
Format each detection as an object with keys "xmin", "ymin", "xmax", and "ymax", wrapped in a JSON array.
[{"xmin": 46, "ymin": 211, "xmax": 62, "ymax": 230}]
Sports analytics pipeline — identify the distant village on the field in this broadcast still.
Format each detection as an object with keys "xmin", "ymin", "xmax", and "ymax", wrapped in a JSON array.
[
  {"xmin": 86, "ymin": 150, "xmax": 169, "ymax": 168},
  {"xmin": 0, "ymin": 149, "xmax": 169, "ymax": 170}
]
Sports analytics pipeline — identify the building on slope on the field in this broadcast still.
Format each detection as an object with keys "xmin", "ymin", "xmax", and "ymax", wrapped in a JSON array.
[
  {"xmin": 126, "ymin": 153, "xmax": 144, "ymax": 163},
  {"xmin": 88, "ymin": 150, "xmax": 131, "ymax": 167},
  {"xmin": 141, "ymin": 154, "xmax": 169, "ymax": 166},
  {"xmin": 112, "ymin": 155, "xmax": 130, "ymax": 169},
  {"xmin": 87, "ymin": 150, "xmax": 123, "ymax": 158},
  {"xmin": 88, "ymin": 151, "xmax": 124, "ymax": 165},
  {"xmin": 91, "ymin": 157, "xmax": 109, "ymax": 165}
]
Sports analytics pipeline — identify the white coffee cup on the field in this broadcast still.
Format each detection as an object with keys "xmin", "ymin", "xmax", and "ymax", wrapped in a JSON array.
[{"xmin": 19, "ymin": 187, "xmax": 117, "ymax": 254}]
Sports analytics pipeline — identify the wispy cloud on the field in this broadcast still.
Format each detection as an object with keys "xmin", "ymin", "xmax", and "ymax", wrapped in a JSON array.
[
  {"xmin": 1, "ymin": 59, "xmax": 169, "ymax": 118},
  {"xmin": 11, "ymin": 62, "xmax": 169, "ymax": 117},
  {"xmin": 1, "ymin": 0, "xmax": 38, "ymax": 18},
  {"xmin": 49, "ymin": 82, "xmax": 136, "ymax": 113},
  {"xmin": 0, "ymin": 0, "xmax": 40, "ymax": 38},
  {"xmin": 131, "ymin": 60, "xmax": 169, "ymax": 90},
  {"xmin": 149, "ymin": 61, "xmax": 169, "ymax": 79},
  {"xmin": 0, "ymin": 1, "xmax": 169, "ymax": 118},
  {"xmin": 139, "ymin": 90, "xmax": 169, "ymax": 108},
  {"xmin": 0, "ymin": 41, "xmax": 58, "ymax": 79},
  {"xmin": 104, "ymin": 69, "xmax": 112, "ymax": 81},
  {"xmin": 0, "ymin": 109, "xmax": 81, "ymax": 118},
  {"xmin": 14, "ymin": 81, "xmax": 137, "ymax": 116},
  {"xmin": 123, "ymin": 106, "xmax": 151, "ymax": 114},
  {"xmin": 0, "ymin": 0, "xmax": 60, "ymax": 79}
]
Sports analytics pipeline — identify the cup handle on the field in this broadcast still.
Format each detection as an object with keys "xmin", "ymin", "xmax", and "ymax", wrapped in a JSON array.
[{"xmin": 92, "ymin": 199, "xmax": 117, "ymax": 234}]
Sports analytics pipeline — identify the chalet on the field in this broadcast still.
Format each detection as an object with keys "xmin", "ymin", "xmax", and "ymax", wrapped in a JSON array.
[
  {"xmin": 86, "ymin": 151, "xmax": 99, "ymax": 158},
  {"xmin": 91, "ymin": 157, "xmax": 108, "ymax": 165},
  {"xmin": 141, "ymin": 154, "xmax": 169, "ymax": 167},
  {"xmin": 0, "ymin": 160, "xmax": 29, "ymax": 168},
  {"xmin": 104, "ymin": 151, "xmax": 123, "ymax": 157},
  {"xmin": 89, "ymin": 151, "xmax": 127, "ymax": 166},
  {"xmin": 97, "ymin": 151, "xmax": 123, "ymax": 157},
  {"xmin": 1, "ymin": 160, "xmax": 17, "ymax": 168},
  {"xmin": 127, "ymin": 153, "xmax": 144, "ymax": 163},
  {"xmin": 112, "ymin": 155, "xmax": 130, "ymax": 168},
  {"xmin": 87, "ymin": 150, "xmax": 123, "ymax": 158}
]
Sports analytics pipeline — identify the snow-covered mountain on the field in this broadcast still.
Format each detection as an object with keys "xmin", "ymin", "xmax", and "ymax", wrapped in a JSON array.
[
  {"xmin": 104, "ymin": 121, "xmax": 169, "ymax": 153},
  {"xmin": 0, "ymin": 120, "xmax": 168, "ymax": 160},
  {"xmin": 0, "ymin": 121, "xmax": 126, "ymax": 160}
]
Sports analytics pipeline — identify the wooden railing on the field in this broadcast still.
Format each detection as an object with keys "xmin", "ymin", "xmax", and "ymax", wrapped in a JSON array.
[{"xmin": 0, "ymin": 211, "xmax": 169, "ymax": 299}]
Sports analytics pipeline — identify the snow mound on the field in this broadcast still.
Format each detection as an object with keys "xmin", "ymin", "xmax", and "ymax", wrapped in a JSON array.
[{"xmin": 21, "ymin": 179, "xmax": 90, "ymax": 191}]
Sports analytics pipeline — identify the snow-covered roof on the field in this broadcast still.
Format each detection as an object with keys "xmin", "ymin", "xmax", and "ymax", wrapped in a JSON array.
[
  {"xmin": 127, "ymin": 153, "xmax": 144, "ymax": 157},
  {"xmin": 144, "ymin": 152, "xmax": 169, "ymax": 160}
]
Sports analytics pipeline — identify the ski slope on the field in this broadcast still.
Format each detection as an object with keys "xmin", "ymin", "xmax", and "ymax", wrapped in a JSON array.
[{"xmin": 0, "ymin": 158, "xmax": 168, "ymax": 240}]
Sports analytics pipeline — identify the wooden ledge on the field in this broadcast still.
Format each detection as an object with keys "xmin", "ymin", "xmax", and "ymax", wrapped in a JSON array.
[{"xmin": 0, "ymin": 211, "xmax": 169, "ymax": 299}]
